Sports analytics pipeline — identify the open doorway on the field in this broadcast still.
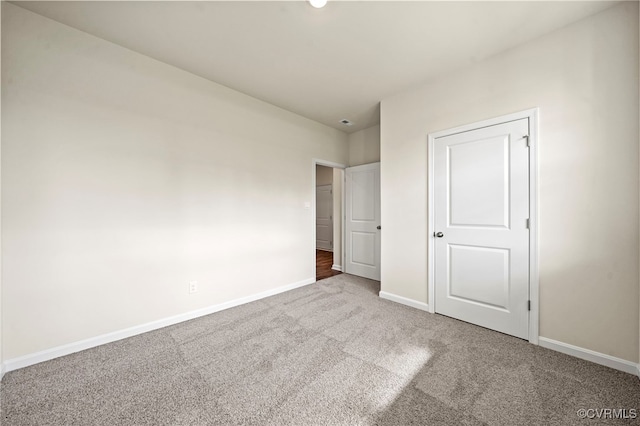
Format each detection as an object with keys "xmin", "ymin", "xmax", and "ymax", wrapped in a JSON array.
[{"xmin": 314, "ymin": 163, "xmax": 344, "ymax": 281}]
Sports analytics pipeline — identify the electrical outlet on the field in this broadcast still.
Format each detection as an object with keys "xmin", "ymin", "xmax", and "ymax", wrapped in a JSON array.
[{"xmin": 189, "ymin": 281, "xmax": 198, "ymax": 294}]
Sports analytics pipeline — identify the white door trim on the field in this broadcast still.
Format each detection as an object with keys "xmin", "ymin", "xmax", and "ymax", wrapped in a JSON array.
[
  {"xmin": 312, "ymin": 159, "xmax": 347, "ymax": 281},
  {"xmin": 427, "ymin": 108, "xmax": 539, "ymax": 344}
]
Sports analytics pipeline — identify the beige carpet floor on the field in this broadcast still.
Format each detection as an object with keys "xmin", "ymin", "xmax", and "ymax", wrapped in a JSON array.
[{"xmin": 1, "ymin": 274, "xmax": 639, "ymax": 425}]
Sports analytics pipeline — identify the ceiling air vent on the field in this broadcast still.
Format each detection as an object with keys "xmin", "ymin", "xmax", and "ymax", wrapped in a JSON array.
[{"xmin": 339, "ymin": 119, "xmax": 353, "ymax": 126}]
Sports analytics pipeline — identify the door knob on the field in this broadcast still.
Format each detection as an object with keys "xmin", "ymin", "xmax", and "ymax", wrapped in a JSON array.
[
  {"xmin": 435, "ymin": 232, "xmax": 444, "ymax": 238},
  {"xmin": 377, "ymin": 225, "xmax": 381, "ymax": 230}
]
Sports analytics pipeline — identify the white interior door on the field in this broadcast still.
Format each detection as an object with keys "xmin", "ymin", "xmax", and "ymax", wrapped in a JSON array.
[
  {"xmin": 434, "ymin": 118, "xmax": 530, "ymax": 339},
  {"xmin": 345, "ymin": 163, "xmax": 380, "ymax": 281},
  {"xmin": 316, "ymin": 184, "xmax": 333, "ymax": 251}
]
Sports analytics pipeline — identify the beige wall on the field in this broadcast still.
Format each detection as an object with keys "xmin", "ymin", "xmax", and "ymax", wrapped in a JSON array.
[
  {"xmin": 348, "ymin": 125, "xmax": 380, "ymax": 167},
  {"xmin": 380, "ymin": 2, "xmax": 639, "ymax": 363},
  {"xmin": 1, "ymin": 4, "xmax": 348, "ymax": 360},
  {"xmin": 316, "ymin": 165, "xmax": 333, "ymax": 186}
]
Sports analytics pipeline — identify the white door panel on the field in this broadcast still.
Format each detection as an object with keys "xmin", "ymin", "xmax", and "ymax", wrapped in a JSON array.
[
  {"xmin": 351, "ymin": 231, "xmax": 375, "ymax": 265},
  {"xmin": 345, "ymin": 163, "xmax": 380, "ymax": 281},
  {"xmin": 449, "ymin": 244, "xmax": 510, "ymax": 309},
  {"xmin": 434, "ymin": 118, "xmax": 529, "ymax": 339},
  {"xmin": 316, "ymin": 184, "xmax": 333, "ymax": 251},
  {"xmin": 351, "ymin": 170, "xmax": 376, "ymax": 220},
  {"xmin": 449, "ymin": 135, "xmax": 509, "ymax": 228}
]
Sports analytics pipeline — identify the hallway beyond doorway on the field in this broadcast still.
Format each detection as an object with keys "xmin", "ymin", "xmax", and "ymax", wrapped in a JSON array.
[{"xmin": 316, "ymin": 250, "xmax": 341, "ymax": 281}]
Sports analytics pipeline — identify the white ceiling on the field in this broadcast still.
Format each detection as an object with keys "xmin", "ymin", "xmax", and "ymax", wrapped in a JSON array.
[{"xmin": 11, "ymin": 1, "xmax": 618, "ymax": 133}]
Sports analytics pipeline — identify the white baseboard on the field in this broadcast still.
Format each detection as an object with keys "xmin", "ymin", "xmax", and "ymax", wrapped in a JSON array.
[
  {"xmin": 3, "ymin": 277, "xmax": 315, "ymax": 374},
  {"xmin": 539, "ymin": 337, "xmax": 639, "ymax": 376},
  {"xmin": 331, "ymin": 264, "xmax": 342, "ymax": 272},
  {"xmin": 379, "ymin": 291, "xmax": 430, "ymax": 312},
  {"xmin": 375, "ymin": 299, "xmax": 639, "ymax": 378}
]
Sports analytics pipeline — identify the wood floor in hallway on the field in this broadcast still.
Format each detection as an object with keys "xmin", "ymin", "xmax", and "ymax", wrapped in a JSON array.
[{"xmin": 316, "ymin": 249, "xmax": 342, "ymax": 281}]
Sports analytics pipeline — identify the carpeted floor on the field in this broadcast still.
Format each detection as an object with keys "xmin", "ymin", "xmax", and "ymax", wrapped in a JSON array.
[{"xmin": 1, "ymin": 274, "xmax": 639, "ymax": 425}]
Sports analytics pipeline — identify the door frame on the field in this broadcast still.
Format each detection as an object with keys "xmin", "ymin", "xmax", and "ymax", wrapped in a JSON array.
[
  {"xmin": 312, "ymin": 159, "xmax": 347, "ymax": 280},
  {"xmin": 427, "ymin": 108, "xmax": 539, "ymax": 344}
]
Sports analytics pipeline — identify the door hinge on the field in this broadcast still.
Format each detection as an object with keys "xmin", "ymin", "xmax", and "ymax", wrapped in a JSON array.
[
  {"xmin": 526, "ymin": 218, "xmax": 530, "ymax": 229},
  {"xmin": 524, "ymin": 135, "xmax": 530, "ymax": 147},
  {"xmin": 528, "ymin": 300, "xmax": 531, "ymax": 311}
]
